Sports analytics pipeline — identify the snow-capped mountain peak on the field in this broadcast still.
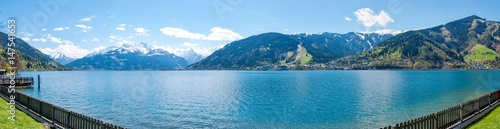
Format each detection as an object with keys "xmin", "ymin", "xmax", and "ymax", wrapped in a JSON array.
[
  {"xmin": 87, "ymin": 42, "xmax": 171, "ymax": 57},
  {"xmin": 120, "ymin": 42, "xmax": 151, "ymax": 54},
  {"xmin": 177, "ymin": 48, "xmax": 204, "ymax": 64},
  {"xmin": 48, "ymin": 51, "xmax": 64, "ymax": 59},
  {"xmin": 68, "ymin": 42, "xmax": 190, "ymax": 70},
  {"xmin": 44, "ymin": 51, "xmax": 77, "ymax": 65}
]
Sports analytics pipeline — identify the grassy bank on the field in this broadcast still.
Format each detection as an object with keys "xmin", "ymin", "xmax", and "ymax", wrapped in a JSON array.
[
  {"xmin": 468, "ymin": 104, "xmax": 500, "ymax": 129},
  {"xmin": 0, "ymin": 96, "xmax": 45, "ymax": 129}
]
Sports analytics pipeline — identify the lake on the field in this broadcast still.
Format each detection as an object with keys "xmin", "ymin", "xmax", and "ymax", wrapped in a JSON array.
[{"xmin": 17, "ymin": 70, "xmax": 500, "ymax": 128}]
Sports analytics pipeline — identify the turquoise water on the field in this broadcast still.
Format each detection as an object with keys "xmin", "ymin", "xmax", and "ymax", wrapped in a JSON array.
[{"xmin": 17, "ymin": 70, "xmax": 500, "ymax": 128}]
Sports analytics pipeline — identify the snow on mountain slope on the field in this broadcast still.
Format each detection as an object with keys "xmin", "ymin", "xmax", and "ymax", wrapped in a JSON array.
[
  {"xmin": 43, "ymin": 51, "xmax": 77, "ymax": 65},
  {"xmin": 67, "ymin": 42, "xmax": 189, "ymax": 70}
]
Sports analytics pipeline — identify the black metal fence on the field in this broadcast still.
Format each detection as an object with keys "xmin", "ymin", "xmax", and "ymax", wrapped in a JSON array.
[
  {"xmin": 381, "ymin": 90, "xmax": 500, "ymax": 129},
  {"xmin": 0, "ymin": 86, "xmax": 126, "ymax": 129}
]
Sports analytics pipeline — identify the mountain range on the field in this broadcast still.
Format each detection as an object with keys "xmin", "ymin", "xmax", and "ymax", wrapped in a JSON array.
[
  {"xmin": 333, "ymin": 15, "xmax": 500, "ymax": 69},
  {"xmin": 187, "ymin": 32, "xmax": 395, "ymax": 70},
  {"xmin": 66, "ymin": 43, "xmax": 189, "ymax": 70},
  {"xmin": 2, "ymin": 15, "xmax": 498, "ymax": 71}
]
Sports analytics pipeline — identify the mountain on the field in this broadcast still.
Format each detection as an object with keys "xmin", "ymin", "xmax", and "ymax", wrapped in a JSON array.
[
  {"xmin": 188, "ymin": 32, "xmax": 394, "ymax": 70},
  {"xmin": 0, "ymin": 32, "xmax": 65, "ymax": 70},
  {"xmin": 66, "ymin": 42, "xmax": 189, "ymax": 70},
  {"xmin": 45, "ymin": 51, "xmax": 77, "ymax": 65},
  {"xmin": 179, "ymin": 49, "xmax": 204, "ymax": 64},
  {"xmin": 333, "ymin": 15, "xmax": 500, "ymax": 69}
]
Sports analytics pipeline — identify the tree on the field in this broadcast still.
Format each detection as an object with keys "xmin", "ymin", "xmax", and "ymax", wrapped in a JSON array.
[{"xmin": 496, "ymin": 56, "xmax": 499, "ymax": 61}]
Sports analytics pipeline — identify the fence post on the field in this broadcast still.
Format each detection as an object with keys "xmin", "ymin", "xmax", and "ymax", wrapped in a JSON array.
[
  {"xmin": 100, "ymin": 121, "xmax": 105, "ymax": 129},
  {"xmin": 459, "ymin": 104, "xmax": 463, "ymax": 122},
  {"xmin": 476, "ymin": 98, "xmax": 479, "ymax": 114},
  {"xmin": 52, "ymin": 106, "xmax": 55, "ymax": 124},
  {"xmin": 38, "ymin": 101, "xmax": 42, "ymax": 116},
  {"xmin": 67, "ymin": 110, "xmax": 71, "ymax": 128},
  {"xmin": 26, "ymin": 96, "xmax": 30, "ymax": 109},
  {"xmin": 433, "ymin": 113, "xmax": 437, "ymax": 129}
]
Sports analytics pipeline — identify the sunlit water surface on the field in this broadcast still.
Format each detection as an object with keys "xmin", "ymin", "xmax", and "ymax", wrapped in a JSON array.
[{"xmin": 18, "ymin": 70, "xmax": 500, "ymax": 128}]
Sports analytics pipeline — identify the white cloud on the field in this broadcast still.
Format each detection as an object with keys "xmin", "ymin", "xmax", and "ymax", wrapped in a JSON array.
[
  {"xmin": 53, "ymin": 27, "xmax": 64, "ymax": 31},
  {"xmin": 115, "ymin": 27, "xmax": 125, "ymax": 31},
  {"xmin": 115, "ymin": 24, "xmax": 126, "ymax": 31},
  {"xmin": 134, "ymin": 27, "xmax": 149, "ymax": 36},
  {"xmin": 79, "ymin": 15, "xmax": 96, "ymax": 22},
  {"xmin": 75, "ymin": 24, "xmax": 92, "ymax": 32},
  {"xmin": 205, "ymin": 27, "xmax": 243, "ymax": 41},
  {"xmin": 31, "ymin": 34, "xmax": 72, "ymax": 45},
  {"xmin": 91, "ymin": 38, "xmax": 100, "ymax": 42},
  {"xmin": 344, "ymin": 17, "xmax": 352, "ymax": 21},
  {"xmin": 283, "ymin": 29, "xmax": 288, "ymax": 32},
  {"xmin": 108, "ymin": 35, "xmax": 134, "ymax": 45},
  {"xmin": 32, "ymin": 38, "xmax": 47, "ymax": 42},
  {"xmin": 24, "ymin": 33, "xmax": 33, "ymax": 37},
  {"xmin": 21, "ymin": 33, "xmax": 33, "ymax": 41},
  {"xmin": 42, "ymin": 28, "xmax": 47, "ymax": 31},
  {"xmin": 181, "ymin": 42, "xmax": 199, "ymax": 48},
  {"xmin": 92, "ymin": 46, "xmax": 107, "ymax": 52},
  {"xmin": 39, "ymin": 48, "xmax": 56, "ymax": 54},
  {"xmin": 53, "ymin": 27, "xmax": 69, "ymax": 31},
  {"xmin": 160, "ymin": 27, "xmax": 205, "ymax": 39},
  {"xmin": 354, "ymin": 8, "xmax": 394, "ymax": 28},
  {"xmin": 47, "ymin": 36, "xmax": 62, "ymax": 43},
  {"xmin": 160, "ymin": 27, "xmax": 242, "ymax": 41},
  {"xmin": 157, "ymin": 42, "xmax": 224, "ymax": 57},
  {"xmin": 44, "ymin": 34, "xmax": 73, "ymax": 44},
  {"xmin": 361, "ymin": 29, "xmax": 403, "ymax": 35},
  {"xmin": 40, "ymin": 44, "xmax": 91, "ymax": 58},
  {"xmin": 21, "ymin": 37, "xmax": 30, "ymax": 41}
]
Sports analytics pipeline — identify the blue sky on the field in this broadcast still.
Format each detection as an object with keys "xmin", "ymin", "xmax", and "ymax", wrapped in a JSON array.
[{"xmin": 1, "ymin": 0, "xmax": 499, "ymax": 58}]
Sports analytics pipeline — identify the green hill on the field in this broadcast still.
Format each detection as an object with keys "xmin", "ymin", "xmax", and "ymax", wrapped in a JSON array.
[{"xmin": 0, "ymin": 32, "xmax": 65, "ymax": 71}]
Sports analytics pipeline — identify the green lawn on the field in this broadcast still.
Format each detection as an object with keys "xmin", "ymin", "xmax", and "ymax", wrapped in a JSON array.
[
  {"xmin": 468, "ymin": 105, "xmax": 500, "ymax": 129},
  {"xmin": 297, "ymin": 47, "xmax": 313, "ymax": 65},
  {"xmin": 467, "ymin": 44, "xmax": 499, "ymax": 62},
  {"xmin": 279, "ymin": 47, "xmax": 312, "ymax": 66},
  {"xmin": 0, "ymin": 97, "xmax": 45, "ymax": 129}
]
